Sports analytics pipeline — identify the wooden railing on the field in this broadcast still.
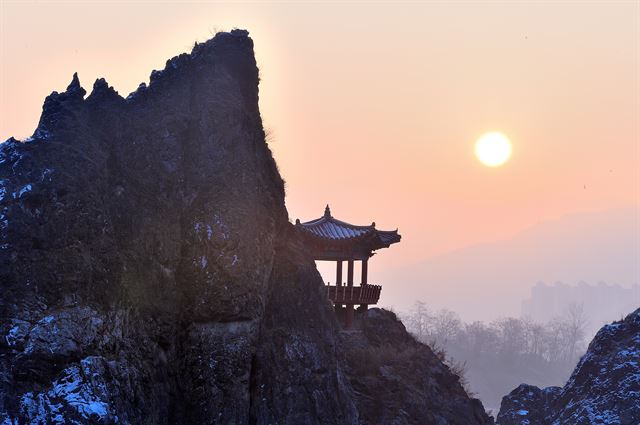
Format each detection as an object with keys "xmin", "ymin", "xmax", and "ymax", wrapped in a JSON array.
[{"xmin": 325, "ymin": 284, "xmax": 382, "ymax": 305}]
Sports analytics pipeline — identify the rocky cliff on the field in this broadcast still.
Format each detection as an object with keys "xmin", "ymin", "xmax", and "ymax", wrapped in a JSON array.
[
  {"xmin": 497, "ymin": 308, "xmax": 640, "ymax": 425},
  {"xmin": 0, "ymin": 30, "xmax": 491, "ymax": 424},
  {"xmin": 343, "ymin": 309, "xmax": 489, "ymax": 424}
]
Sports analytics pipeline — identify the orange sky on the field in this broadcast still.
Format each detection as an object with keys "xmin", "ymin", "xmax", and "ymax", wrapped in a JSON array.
[{"xmin": 1, "ymin": 1, "xmax": 638, "ymax": 281}]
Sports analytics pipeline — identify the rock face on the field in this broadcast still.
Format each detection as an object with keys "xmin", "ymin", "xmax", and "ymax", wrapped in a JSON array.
[
  {"xmin": 342, "ymin": 309, "xmax": 490, "ymax": 425},
  {"xmin": 0, "ymin": 30, "xmax": 491, "ymax": 424},
  {"xmin": 497, "ymin": 308, "xmax": 640, "ymax": 425}
]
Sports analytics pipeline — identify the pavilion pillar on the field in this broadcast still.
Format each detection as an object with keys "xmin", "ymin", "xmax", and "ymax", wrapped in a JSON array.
[
  {"xmin": 344, "ymin": 260, "xmax": 355, "ymax": 329},
  {"xmin": 336, "ymin": 261, "xmax": 343, "ymax": 286},
  {"xmin": 359, "ymin": 259, "xmax": 369, "ymax": 312},
  {"xmin": 361, "ymin": 259, "xmax": 368, "ymax": 285}
]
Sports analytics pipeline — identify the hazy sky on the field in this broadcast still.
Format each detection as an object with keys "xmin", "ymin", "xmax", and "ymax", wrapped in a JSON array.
[{"xmin": 1, "ymin": 1, "xmax": 638, "ymax": 306}]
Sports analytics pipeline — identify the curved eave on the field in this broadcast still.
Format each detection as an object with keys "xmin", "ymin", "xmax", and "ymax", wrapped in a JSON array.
[
  {"xmin": 377, "ymin": 230, "xmax": 401, "ymax": 246},
  {"xmin": 296, "ymin": 217, "xmax": 401, "ymax": 252}
]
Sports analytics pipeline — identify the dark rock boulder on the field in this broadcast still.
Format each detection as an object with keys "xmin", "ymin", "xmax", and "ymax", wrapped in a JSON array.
[
  {"xmin": 0, "ymin": 30, "xmax": 491, "ymax": 424},
  {"xmin": 497, "ymin": 308, "xmax": 640, "ymax": 425},
  {"xmin": 495, "ymin": 384, "xmax": 560, "ymax": 425}
]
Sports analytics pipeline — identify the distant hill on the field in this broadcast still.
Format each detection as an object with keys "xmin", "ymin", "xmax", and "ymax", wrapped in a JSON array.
[
  {"xmin": 380, "ymin": 207, "xmax": 640, "ymax": 322},
  {"xmin": 523, "ymin": 281, "xmax": 639, "ymax": 337}
]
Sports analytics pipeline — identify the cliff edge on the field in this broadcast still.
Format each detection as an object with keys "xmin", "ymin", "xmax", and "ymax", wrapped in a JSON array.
[{"xmin": 0, "ymin": 30, "xmax": 491, "ymax": 425}]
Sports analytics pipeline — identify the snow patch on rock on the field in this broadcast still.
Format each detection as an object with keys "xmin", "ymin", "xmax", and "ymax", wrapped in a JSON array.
[{"xmin": 12, "ymin": 356, "xmax": 115, "ymax": 424}]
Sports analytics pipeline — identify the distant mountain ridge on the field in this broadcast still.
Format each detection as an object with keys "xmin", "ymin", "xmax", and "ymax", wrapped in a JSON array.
[
  {"xmin": 381, "ymin": 207, "xmax": 639, "ymax": 322},
  {"xmin": 522, "ymin": 281, "xmax": 639, "ymax": 336}
]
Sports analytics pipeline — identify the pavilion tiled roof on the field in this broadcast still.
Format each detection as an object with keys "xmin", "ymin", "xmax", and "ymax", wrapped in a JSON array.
[{"xmin": 295, "ymin": 205, "xmax": 401, "ymax": 249}]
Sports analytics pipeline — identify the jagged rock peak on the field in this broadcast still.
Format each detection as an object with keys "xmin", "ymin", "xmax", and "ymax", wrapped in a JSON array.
[
  {"xmin": 66, "ymin": 72, "xmax": 86, "ymax": 98},
  {"xmin": 87, "ymin": 77, "xmax": 121, "ymax": 103},
  {"xmin": 43, "ymin": 72, "xmax": 86, "ymax": 105},
  {"xmin": 92, "ymin": 77, "xmax": 109, "ymax": 92},
  {"xmin": 32, "ymin": 29, "xmax": 257, "ymax": 142},
  {"xmin": 127, "ymin": 28, "xmax": 255, "ymax": 101},
  {"xmin": 32, "ymin": 72, "xmax": 87, "ymax": 141}
]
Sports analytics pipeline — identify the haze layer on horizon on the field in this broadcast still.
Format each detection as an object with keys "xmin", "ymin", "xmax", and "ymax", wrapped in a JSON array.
[{"xmin": 1, "ymin": 2, "xmax": 638, "ymax": 319}]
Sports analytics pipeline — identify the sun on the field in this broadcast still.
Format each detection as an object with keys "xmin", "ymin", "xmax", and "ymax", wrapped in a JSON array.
[{"xmin": 475, "ymin": 132, "xmax": 512, "ymax": 167}]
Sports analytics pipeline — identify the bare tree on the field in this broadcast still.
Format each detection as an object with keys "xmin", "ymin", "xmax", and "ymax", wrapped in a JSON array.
[
  {"xmin": 405, "ymin": 301, "xmax": 432, "ymax": 342},
  {"xmin": 544, "ymin": 317, "xmax": 567, "ymax": 363},
  {"xmin": 431, "ymin": 309, "xmax": 462, "ymax": 347},
  {"xmin": 465, "ymin": 320, "xmax": 498, "ymax": 356},
  {"xmin": 522, "ymin": 317, "xmax": 546, "ymax": 357},
  {"xmin": 564, "ymin": 302, "xmax": 588, "ymax": 361},
  {"xmin": 491, "ymin": 317, "xmax": 527, "ymax": 364}
]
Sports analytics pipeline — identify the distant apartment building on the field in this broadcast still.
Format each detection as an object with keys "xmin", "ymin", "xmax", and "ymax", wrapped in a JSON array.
[{"xmin": 522, "ymin": 281, "xmax": 640, "ymax": 335}]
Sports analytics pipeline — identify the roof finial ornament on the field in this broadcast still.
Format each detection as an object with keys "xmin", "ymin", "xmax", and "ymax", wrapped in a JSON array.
[{"xmin": 324, "ymin": 204, "xmax": 331, "ymax": 217}]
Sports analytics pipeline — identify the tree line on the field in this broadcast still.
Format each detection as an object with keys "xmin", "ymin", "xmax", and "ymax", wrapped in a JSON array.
[
  {"xmin": 399, "ymin": 300, "xmax": 591, "ymax": 409},
  {"xmin": 402, "ymin": 300, "xmax": 589, "ymax": 365}
]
